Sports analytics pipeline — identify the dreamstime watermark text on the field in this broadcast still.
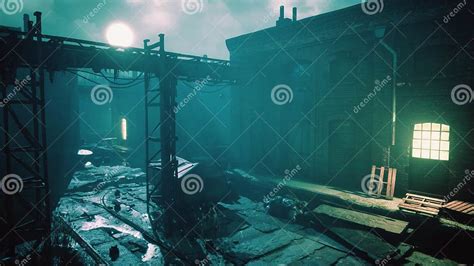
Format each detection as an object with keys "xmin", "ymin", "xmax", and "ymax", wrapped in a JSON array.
[
  {"xmin": 443, "ymin": 0, "xmax": 468, "ymax": 24},
  {"xmin": 443, "ymin": 169, "xmax": 473, "ymax": 202},
  {"xmin": 0, "ymin": 75, "xmax": 31, "ymax": 108},
  {"xmin": 353, "ymin": 75, "xmax": 391, "ymax": 114},
  {"xmin": 174, "ymin": 75, "xmax": 211, "ymax": 113},
  {"xmin": 82, "ymin": 0, "xmax": 107, "ymax": 24},
  {"xmin": 263, "ymin": 165, "xmax": 302, "ymax": 203}
]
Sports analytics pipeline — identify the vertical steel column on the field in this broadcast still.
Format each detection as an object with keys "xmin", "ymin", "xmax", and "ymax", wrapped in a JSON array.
[
  {"xmin": 33, "ymin": 11, "xmax": 51, "ymax": 260},
  {"xmin": 144, "ymin": 38, "xmax": 151, "ymax": 215},
  {"xmin": 157, "ymin": 34, "xmax": 179, "ymax": 237},
  {"xmin": 1, "ymin": 73, "xmax": 14, "ymax": 258},
  {"xmin": 0, "ymin": 12, "xmax": 51, "ymax": 260}
]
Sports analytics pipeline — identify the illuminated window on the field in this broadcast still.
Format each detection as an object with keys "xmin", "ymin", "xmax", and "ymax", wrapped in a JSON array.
[
  {"xmin": 412, "ymin": 123, "xmax": 450, "ymax": 161},
  {"xmin": 121, "ymin": 118, "xmax": 127, "ymax": 141}
]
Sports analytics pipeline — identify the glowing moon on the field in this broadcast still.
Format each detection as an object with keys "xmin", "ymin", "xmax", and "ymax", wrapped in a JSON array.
[{"xmin": 106, "ymin": 22, "xmax": 134, "ymax": 47}]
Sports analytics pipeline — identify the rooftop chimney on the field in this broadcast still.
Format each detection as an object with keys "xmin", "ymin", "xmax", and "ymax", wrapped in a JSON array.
[
  {"xmin": 292, "ymin": 7, "xmax": 297, "ymax": 22},
  {"xmin": 276, "ymin": 5, "xmax": 292, "ymax": 27}
]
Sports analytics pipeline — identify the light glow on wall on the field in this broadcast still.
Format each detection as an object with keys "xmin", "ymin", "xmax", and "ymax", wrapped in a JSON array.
[
  {"xmin": 121, "ymin": 118, "xmax": 127, "ymax": 141},
  {"xmin": 412, "ymin": 123, "xmax": 450, "ymax": 161}
]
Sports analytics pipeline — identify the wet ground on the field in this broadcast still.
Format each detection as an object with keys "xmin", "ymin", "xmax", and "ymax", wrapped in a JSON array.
[{"xmin": 54, "ymin": 166, "xmax": 472, "ymax": 265}]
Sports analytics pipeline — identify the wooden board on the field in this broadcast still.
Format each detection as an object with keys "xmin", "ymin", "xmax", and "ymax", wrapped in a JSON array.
[
  {"xmin": 309, "ymin": 210, "xmax": 409, "ymax": 262},
  {"xmin": 398, "ymin": 194, "xmax": 444, "ymax": 216},
  {"xmin": 444, "ymin": 200, "xmax": 474, "ymax": 215},
  {"xmin": 313, "ymin": 204, "xmax": 408, "ymax": 234}
]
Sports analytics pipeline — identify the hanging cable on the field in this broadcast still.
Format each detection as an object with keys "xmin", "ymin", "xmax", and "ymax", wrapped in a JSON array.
[
  {"xmin": 71, "ymin": 69, "xmax": 143, "ymax": 81},
  {"xmin": 99, "ymin": 71, "xmax": 144, "ymax": 86},
  {"xmin": 67, "ymin": 70, "xmax": 145, "ymax": 89},
  {"xmin": 180, "ymin": 81, "xmax": 230, "ymax": 94}
]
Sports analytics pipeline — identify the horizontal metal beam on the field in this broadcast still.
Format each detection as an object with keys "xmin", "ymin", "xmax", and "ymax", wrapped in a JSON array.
[{"xmin": 0, "ymin": 28, "xmax": 236, "ymax": 83}]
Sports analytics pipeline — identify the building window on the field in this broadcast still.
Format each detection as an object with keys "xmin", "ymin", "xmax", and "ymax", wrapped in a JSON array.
[{"xmin": 412, "ymin": 123, "xmax": 450, "ymax": 161}]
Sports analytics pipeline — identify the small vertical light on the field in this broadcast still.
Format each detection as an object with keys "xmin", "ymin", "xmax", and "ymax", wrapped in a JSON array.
[{"xmin": 121, "ymin": 118, "xmax": 127, "ymax": 141}]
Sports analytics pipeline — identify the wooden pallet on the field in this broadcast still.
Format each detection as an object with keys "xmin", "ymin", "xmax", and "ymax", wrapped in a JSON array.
[
  {"xmin": 398, "ymin": 193, "xmax": 445, "ymax": 216},
  {"xmin": 369, "ymin": 165, "xmax": 397, "ymax": 199},
  {"xmin": 444, "ymin": 200, "xmax": 474, "ymax": 215}
]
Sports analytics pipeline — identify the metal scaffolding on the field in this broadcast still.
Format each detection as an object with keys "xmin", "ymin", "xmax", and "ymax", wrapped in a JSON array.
[{"xmin": 0, "ymin": 11, "xmax": 235, "ymax": 259}]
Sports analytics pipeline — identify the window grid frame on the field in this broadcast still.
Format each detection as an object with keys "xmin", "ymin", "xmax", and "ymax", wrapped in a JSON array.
[{"xmin": 412, "ymin": 123, "xmax": 450, "ymax": 161}]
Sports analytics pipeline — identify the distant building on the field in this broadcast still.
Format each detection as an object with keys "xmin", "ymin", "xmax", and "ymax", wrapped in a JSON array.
[{"xmin": 226, "ymin": 0, "xmax": 473, "ymax": 199}]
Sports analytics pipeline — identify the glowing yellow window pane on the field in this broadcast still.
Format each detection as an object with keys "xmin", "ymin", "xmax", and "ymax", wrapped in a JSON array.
[
  {"xmin": 441, "ymin": 132, "xmax": 449, "ymax": 141},
  {"xmin": 430, "ymin": 150, "xmax": 439, "ymax": 160},
  {"xmin": 414, "ymin": 131, "xmax": 422, "ymax": 139},
  {"xmin": 432, "ymin": 123, "xmax": 441, "ymax": 131},
  {"xmin": 421, "ymin": 150, "xmax": 430, "ymax": 159},
  {"xmin": 422, "ymin": 140, "xmax": 430, "ymax": 149},
  {"xmin": 440, "ymin": 151, "xmax": 449, "ymax": 161},
  {"xmin": 440, "ymin": 141, "xmax": 449, "ymax": 151},
  {"xmin": 413, "ymin": 149, "xmax": 421, "ymax": 158},
  {"xmin": 413, "ymin": 140, "xmax": 422, "ymax": 149},
  {"xmin": 412, "ymin": 123, "xmax": 450, "ymax": 161},
  {"xmin": 431, "ymin": 131, "xmax": 440, "ymax": 140},
  {"xmin": 431, "ymin": 140, "xmax": 440, "ymax": 150},
  {"xmin": 422, "ymin": 131, "xmax": 431, "ymax": 139}
]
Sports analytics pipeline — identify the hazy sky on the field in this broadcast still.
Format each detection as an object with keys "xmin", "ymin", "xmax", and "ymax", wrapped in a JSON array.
[{"xmin": 1, "ymin": 0, "xmax": 360, "ymax": 59}]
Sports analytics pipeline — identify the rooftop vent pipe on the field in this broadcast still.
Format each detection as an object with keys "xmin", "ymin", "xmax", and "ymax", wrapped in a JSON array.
[
  {"xmin": 292, "ymin": 7, "xmax": 297, "ymax": 22},
  {"xmin": 276, "ymin": 6, "xmax": 293, "ymax": 27}
]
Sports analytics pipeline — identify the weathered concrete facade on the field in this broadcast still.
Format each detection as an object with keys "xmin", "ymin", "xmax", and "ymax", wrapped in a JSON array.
[{"xmin": 226, "ymin": 0, "xmax": 473, "ymax": 199}]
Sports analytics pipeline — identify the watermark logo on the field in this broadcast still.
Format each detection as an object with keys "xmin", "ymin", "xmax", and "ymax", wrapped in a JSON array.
[
  {"xmin": 443, "ymin": 0, "xmax": 467, "ymax": 24},
  {"xmin": 181, "ymin": 174, "xmax": 204, "ymax": 195},
  {"xmin": 361, "ymin": 0, "xmax": 384, "ymax": 15},
  {"xmin": 376, "ymin": 254, "xmax": 392, "ymax": 266},
  {"xmin": 353, "ymin": 75, "xmax": 391, "ymax": 113},
  {"xmin": 174, "ymin": 75, "xmax": 211, "ymax": 114},
  {"xmin": 271, "ymin": 84, "xmax": 293, "ymax": 105},
  {"xmin": 194, "ymin": 255, "xmax": 210, "ymax": 265},
  {"xmin": 1, "ymin": 174, "xmax": 23, "ymax": 195},
  {"xmin": 181, "ymin": 0, "xmax": 204, "ymax": 15},
  {"xmin": 0, "ymin": 75, "xmax": 31, "ymax": 108},
  {"xmin": 451, "ymin": 84, "xmax": 473, "ymax": 105},
  {"xmin": 444, "ymin": 169, "xmax": 473, "ymax": 202},
  {"xmin": 91, "ymin": 84, "xmax": 113, "ymax": 105},
  {"xmin": 361, "ymin": 174, "xmax": 380, "ymax": 194},
  {"xmin": 263, "ymin": 165, "xmax": 302, "ymax": 203},
  {"xmin": 0, "ymin": 0, "xmax": 23, "ymax": 15},
  {"xmin": 14, "ymin": 254, "xmax": 31, "ymax": 266},
  {"xmin": 82, "ymin": 0, "xmax": 107, "ymax": 24}
]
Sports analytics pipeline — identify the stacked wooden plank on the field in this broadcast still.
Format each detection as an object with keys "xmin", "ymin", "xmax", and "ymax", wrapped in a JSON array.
[
  {"xmin": 444, "ymin": 200, "xmax": 474, "ymax": 216},
  {"xmin": 398, "ymin": 193, "xmax": 445, "ymax": 216},
  {"xmin": 310, "ymin": 204, "xmax": 412, "ymax": 263}
]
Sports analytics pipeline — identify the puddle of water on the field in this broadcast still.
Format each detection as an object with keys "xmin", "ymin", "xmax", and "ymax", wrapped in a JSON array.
[{"xmin": 80, "ymin": 215, "xmax": 142, "ymax": 239}]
